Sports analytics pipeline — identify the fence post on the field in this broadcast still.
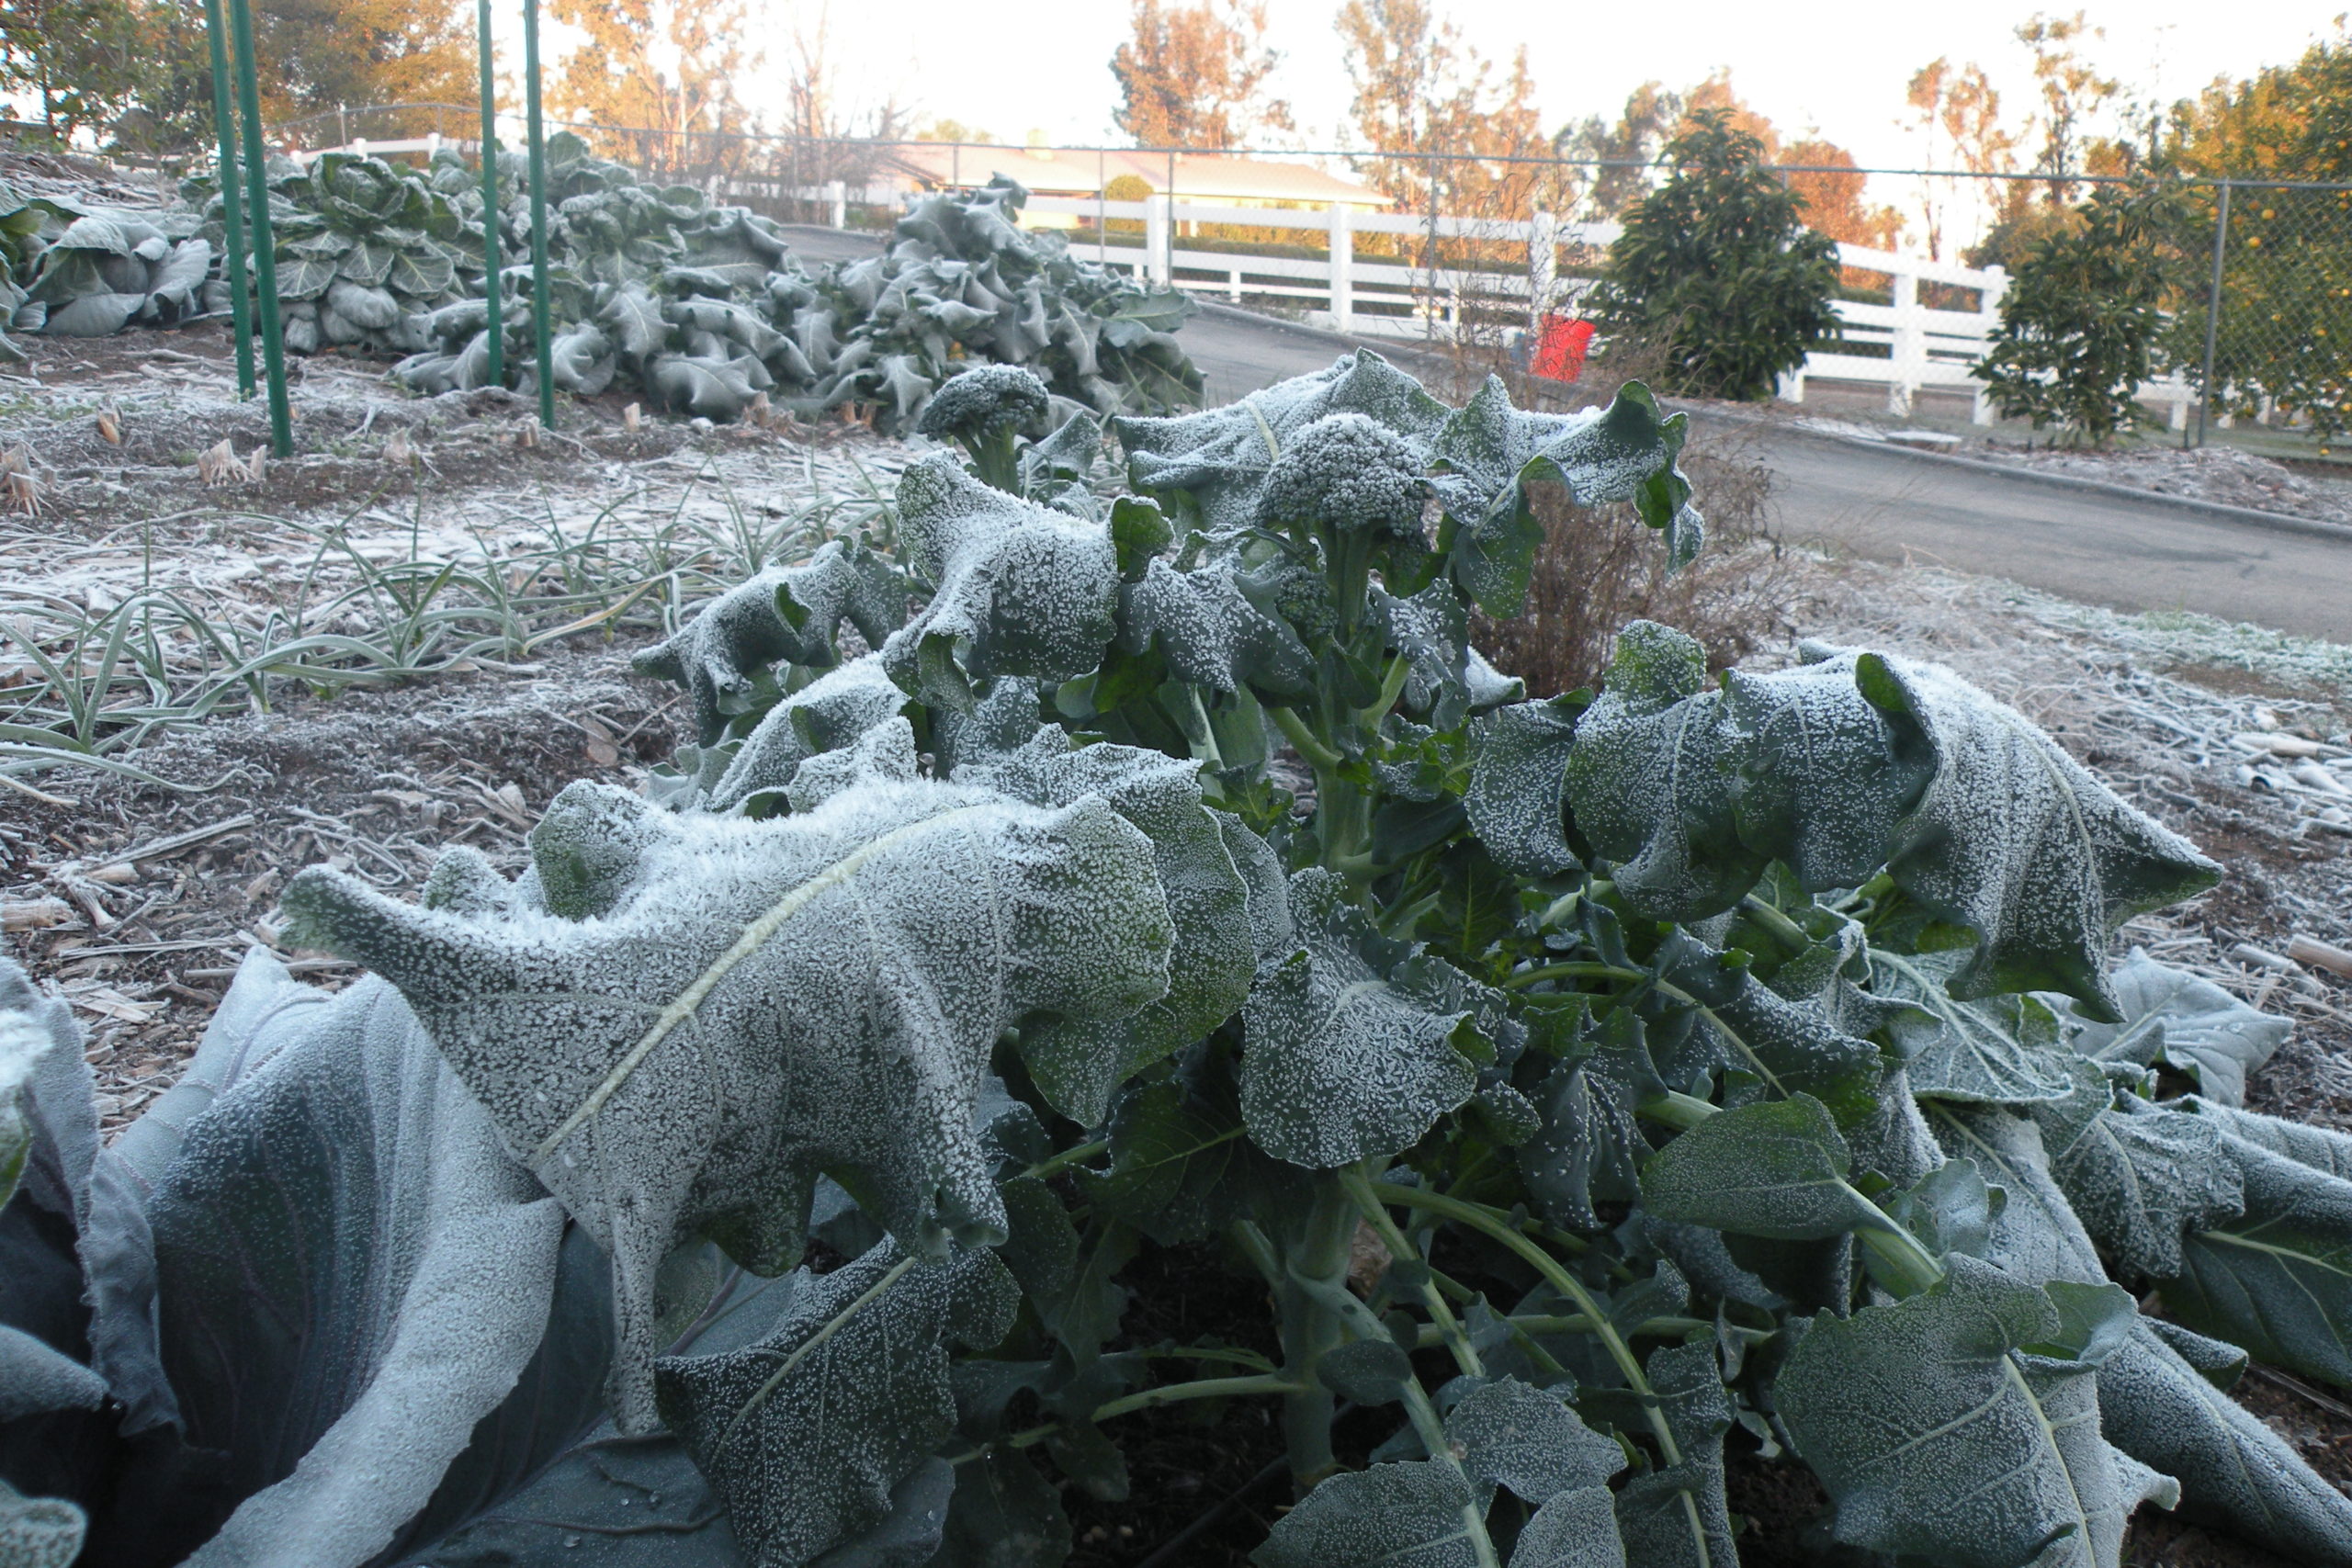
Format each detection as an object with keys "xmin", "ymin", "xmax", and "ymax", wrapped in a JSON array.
[
  {"xmin": 1527, "ymin": 208, "xmax": 1556, "ymax": 340},
  {"xmin": 225, "ymin": 0, "xmax": 291, "ymax": 457},
  {"xmin": 522, "ymin": 0, "xmax": 555, "ymax": 428},
  {"xmin": 474, "ymin": 0, "xmax": 503, "ymax": 388},
  {"xmin": 1329, "ymin": 202, "xmax": 1352, "ymax": 332},
  {"xmin": 2196, "ymin": 181, "xmax": 2230, "ymax": 450},
  {"xmin": 1146, "ymin": 194, "xmax": 1170, "ymax": 286},
  {"xmin": 1972, "ymin": 265, "xmax": 2007, "ymax": 425},
  {"xmin": 1887, "ymin": 266, "xmax": 1919, "ymax": 417},
  {"xmin": 826, "ymin": 179, "xmax": 846, "ymax": 229},
  {"xmin": 199, "ymin": 0, "xmax": 254, "ymax": 399}
]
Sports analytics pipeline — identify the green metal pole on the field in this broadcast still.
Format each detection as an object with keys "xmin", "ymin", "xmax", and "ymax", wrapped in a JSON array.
[
  {"xmin": 475, "ymin": 0, "xmax": 503, "ymax": 387},
  {"xmin": 225, "ymin": 0, "xmax": 291, "ymax": 457},
  {"xmin": 522, "ymin": 0, "xmax": 554, "ymax": 427},
  {"xmin": 2196, "ymin": 180, "xmax": 2230, "ymax": 452},
  {"xmin": 200, "ymin": 0, "xmax": 254, "ymax": 398}
]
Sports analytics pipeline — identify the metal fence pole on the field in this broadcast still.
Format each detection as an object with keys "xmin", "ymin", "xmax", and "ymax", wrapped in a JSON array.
[
  {"xmin": 2197, "ymin": 180, "xmax": 2231, "ymax": 451},
  {"xmin": 522, "ymin": 0, "xmax": 555, "ymax": 427},
  {"xmin": 199, "ymin": 0, "xmax": 254, "ymax": 398},
  {"xmin": 475, "ymin": 0, "xmax": 503, "ymax": 387},
  {"xmin": 225, "ymin": 0, "xmax": 291, "ymax": 457}
]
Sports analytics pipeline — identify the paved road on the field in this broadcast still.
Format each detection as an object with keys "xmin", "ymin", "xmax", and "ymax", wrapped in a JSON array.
[
  {"xmin": 770, "ymin": 229, "xmax": 2348, "ymax": 641},
  {"xmin": 1731, "ymin": 420, "xmax": 2352, "ymax": 644}
]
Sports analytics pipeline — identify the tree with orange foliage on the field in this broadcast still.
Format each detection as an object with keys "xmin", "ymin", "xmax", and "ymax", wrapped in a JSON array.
[
  {"xmin": 1334, "ymin": 0, "xmax": 1555, "ymax": 220},
  {"xmin": 1110, "ymin": 0, "xmax": 1292, "ymax": 149},
  {"xmin": 1905, "ymin": 58, "xmax": 2020, "ymax": 259},
  {"xmin": 1781, "ymin": 140, "xmax": 1904, "ymax": 250}
]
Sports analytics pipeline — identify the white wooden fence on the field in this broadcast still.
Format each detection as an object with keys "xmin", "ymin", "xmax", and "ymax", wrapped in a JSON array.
[
  {"xmin": 1012, "ymin": 195, "xmax": 2198, "ymax": 428},
  {"xmin": 292, "ymin": 139, "xmax": 2197, "ymax": 425}
]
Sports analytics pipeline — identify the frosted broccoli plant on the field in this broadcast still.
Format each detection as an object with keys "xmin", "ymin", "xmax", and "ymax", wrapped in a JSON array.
[{"xmin": 6, "ymin": 351, "xmax": 2352, "ymax": 1568}]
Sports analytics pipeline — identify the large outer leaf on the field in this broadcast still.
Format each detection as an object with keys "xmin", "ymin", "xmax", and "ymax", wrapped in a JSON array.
[
  {"xmin": 954, "ymin": 729, "xmax": 1261, "ymax": 1123},
  {"xmin": 284, "ymin": 771, "xmax": 1173, "ymax": 1429},
  {"xmin": 1114, "ymin": 349, "xmax": 1448, "ymax": 534},
  {"xmin": 1857, "ymin": 655, "xmax": 2216, "ymax": 1019},
  {"xmin": 2053, "ymin": 950, "xmax": 2290, "ymax": 1109},
  {"xmin": 2029, "ymin": 1064, "xmax": 2242, "ymax": 1280},
  {"xmin": 139, "ymin": 953, "xmax": 573, "ymax": 1568},
  {"xmin": 1428, "ymin": 378, "xmax": 1702, "ymax": 614},
  {"xmin": 2165, "ymin": 1127, "xmax": 2352, "ymax": 1387},
  {"xmin": 1241, "ymin": 868, "xmax": 1478, "ymax": 1168},
  {"xmin": 771, "ymin": 538, "xmax": 912, "ymax": 671},
  {"xmin": 656, "ymin": 1242, "xmax": 1015, "ymax": 1568},
  {"xmin": 880, "ymin": 454, "xmax": 1120, "ymax": 711},
  {"xmin": 1443, "ymin": 1377, "xmax": 1623, "ymax": 1508},
  {"xmin": 1566, "ymin": 627, "xmax": 2216, "ymax": 1020},
  {"xmin": 2097, "ymin": 1319, "xmax": 2352, "ymax": 1566},
  {"xmin": 1933, "ymin": 1102, "xmax": 2352, "ymax": 1564},
  {"xmin": 1611, "ymin": 1340, "xmax": 1736, "ymax": 1568},
  {"xmin": 1776, "ymin": 1255, "xmax": 2176, "ymax": 1568},
  {"xmin": 0, "ymin": 1478, "xmax": 83, "ymax": 1568},
  {"xmin": 1253, "ymin": 1461, "xmax": 1483, "ymax": 1568}
]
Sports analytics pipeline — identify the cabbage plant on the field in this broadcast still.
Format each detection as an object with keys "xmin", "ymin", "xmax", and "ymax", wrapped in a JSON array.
[{"xmin": 6, "ymin": 354, "xmax": 2351, "ymax": 1568}]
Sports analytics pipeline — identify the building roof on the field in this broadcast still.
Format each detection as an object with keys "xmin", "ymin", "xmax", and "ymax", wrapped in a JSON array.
[{"xmin": 889, "ymin": 143, "xmax": 1388, "ymax": 209}]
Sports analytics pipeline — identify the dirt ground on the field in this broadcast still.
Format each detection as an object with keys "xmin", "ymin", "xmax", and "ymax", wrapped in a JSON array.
[{"xmin": 2, "ymin": 310, "xmax": 2350, "ymax": 1565}]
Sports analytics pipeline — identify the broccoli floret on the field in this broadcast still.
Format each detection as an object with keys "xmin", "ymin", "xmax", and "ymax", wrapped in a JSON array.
[
  {"xmin": 1256, "ymin": 412, "xmax": 1425, "ymax": 538},
  {"xmin": 916, "ymin": 364, "xmax": 1050, "ymax": 445}
]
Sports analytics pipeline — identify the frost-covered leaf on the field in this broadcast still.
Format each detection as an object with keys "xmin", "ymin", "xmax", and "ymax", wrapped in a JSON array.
[
  {"xmin": 633, "ymin": 567, "xmax": 809, "ymax": 743},
  {"xmin": 550, "ymin": 322, "xmax": 616, "ymax": 394},
  {"xmin": 1428, "ymin": 378, "xmax": 1702, "ymax": 614},
  {"xmin": 1641, "ymin": 1094, "xmax": 1875, "ymax": 1240},
  {"xmin": 1241, "ymin": 869, "xmax": 1478, "ymax": 1168},
  {"xmin": 597, "ymin": 282, "xmax": 669, "ymax": 358},
  {"xmin": 0, "ymin": 1478, "xmax": 84, "ymax": 1568},
  {"xmin": 145, "ymin": 953, "xmax": 578, "ymax": 1568},
  {"xmin": 1858, "ymin": 656, "xmax": 2217, "ymax": 1020},
  {"xmin": 2030, "ymin": 1063, "xmax": 2242, "ymax": 1280},
  {"xmin": 704, "ymin": 656, "xmax": 910, "ymax": 815},
  {"xmin": 1442, "ymin": 1377, "xmax": 1623, "ymax": 1507},
  {"xmin": 2097, "ymin": 1318, "xmax": 2352, "ymax": 1567},
  {"xmin": 956, "ymin": 730, "xmax": 1256, "ymax": 1122},
  {"xmin": 1077, "ymin": 1060, "xmax": 1247, "ymax": 1246},
  {"xmin": 2185, "ymin": 1098, "xmax": 2352, "ymax": 1181},
  {"xmin": 1115, "ymin": 558, "xmax": 1315, "ymax": 698},
  {"xmin": 1654, "ymin": 933, "xmax": 1887, "ymax": 1124},
  {"xmin": 2054, "ymin": 950, "xmax": 2290, "ymax": 1108},
  {"xmin": 1520, "ymin": 1011, "xmax": 1659, "ymax": 1230},
  {"xmin": 881, "ymin": 454, "xmax": 1120, "ymax": 711},
  {"xmin": 1115, "ymin": 350, "xmax": 1447, "ymax": 534},
  {"xmin": 1925, "ymin": 1102, "xmax": 2109, "ymax": 1289},
  {"xmin": 284, "ymin": 772, "xmax": 1173, "ymax": 1428},
  {"xmin": 1777, "ymin": 1254, "xmax": 2176, "ymax": 1568},
  {"xmin": 654, "ymin": 1241, "xmax": 1015, "ymax": 1568},
  {"xmin": 1873, "ymin": 949, "xmax": 2078, "ymax": 1105},
  {"xmin": 1567, "ymin": 627, "xmax": 2218, "ymax": 1020},
  {"xmin": 1370, "ymin": 582, "xmax": 1521, "ymax": 730},
  {"xmin": 1464, "ymin": 695, "xmax": 1581, "ymax": 880},
  {"xmin": 1611, "ymin": 1339, "xmax": 1736, "ymax": 1568},
  {"xmin": 2165, "ymin": 1128, "xmax": 2352, "ymax": 1388},
  {"xmin": 1509, "ymin": 1487, "xmax": 1626, "ymax": 1568},
  {"xmin": 1254, "ymin": 1461, "xmax": 1484, "ymax": 1568}
]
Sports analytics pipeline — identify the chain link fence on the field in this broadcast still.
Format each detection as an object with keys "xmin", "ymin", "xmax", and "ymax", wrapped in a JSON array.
[
  {"xmin": 2168, "ymin": 179, "xmax": 2352, "ymax": 450},
  {"xmin": 163, "ymin": 106, "xmax": 2352, "ymax": 453}
]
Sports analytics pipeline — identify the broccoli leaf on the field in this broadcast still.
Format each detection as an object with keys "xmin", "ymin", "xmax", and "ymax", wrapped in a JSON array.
[
  {"xmin": 1240, "ymin": 869, "xmax": 1478, "ymax": 1168},
  {"xmin": 1428, "ymin": 378, "xmax": 1703, "ymax": 614},
  {"xmin": 2053, "ymin": 950, "xmax": 2290, "ymax": 1109},
  {"xmin": 881, "ymin": 454, "xmax": 1121, "ymax": 711},
  {"xmin": 283, "ymin": 772, "xmax": 1174, "ymax": 1429},
  {"xmin": 655, "ymin": 1241, "xmax": 1015, "ymax": 1568},
  {"xmin": 1872, "ymin": 949, "xmax": 2077, "ymax": 1106},
  {"xmin": 1777, "ymin": 1255, "xmax": 2176, "ymax": 1568}
]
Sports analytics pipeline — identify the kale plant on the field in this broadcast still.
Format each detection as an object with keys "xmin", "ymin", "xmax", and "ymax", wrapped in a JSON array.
[{"xmin": 6, "ymin": 351, "xmax": 2352, "ymax": 1568}]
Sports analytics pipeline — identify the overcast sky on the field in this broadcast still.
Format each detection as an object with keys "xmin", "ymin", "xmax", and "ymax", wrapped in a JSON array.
[{"xmin": 719, "ymin": 1, "xmax": 2337, "ymax": 166}]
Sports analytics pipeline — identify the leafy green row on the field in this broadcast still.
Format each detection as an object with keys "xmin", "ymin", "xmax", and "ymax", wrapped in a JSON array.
[{"xmin": 3, "ymin": 350, "xmax": 2346, "ymax": 1568}]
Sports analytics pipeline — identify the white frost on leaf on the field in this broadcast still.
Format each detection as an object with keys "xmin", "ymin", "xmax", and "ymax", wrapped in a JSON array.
[{"xmin": 283, "ymin": 769, "xmax": 1175, "ymax": 1429}]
